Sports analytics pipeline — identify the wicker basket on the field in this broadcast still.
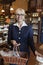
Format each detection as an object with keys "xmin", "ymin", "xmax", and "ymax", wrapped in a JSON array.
[{"xmin": 2, "ymin": 56, "xmax": 28, "ymax": 65}]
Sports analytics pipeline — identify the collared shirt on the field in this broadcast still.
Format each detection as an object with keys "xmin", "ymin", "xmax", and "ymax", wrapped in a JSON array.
[
  {"xmin": 13, "ymin": 21, "xmax": 28, "ymax": 27},
  {"xmin": 8, "ymin": 21, "xmax": 36, "ymax": 56}
]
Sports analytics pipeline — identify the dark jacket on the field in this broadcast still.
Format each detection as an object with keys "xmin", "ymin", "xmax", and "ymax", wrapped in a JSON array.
[{"xmin": 7, "ymin": 22, "xmax": 36, "ymax": 57}]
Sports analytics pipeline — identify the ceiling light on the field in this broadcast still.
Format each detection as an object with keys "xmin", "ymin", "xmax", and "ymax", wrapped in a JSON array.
[
  {"xmin": 10, "ymin": 7, "xmax": 14, "ymax": 11},
  {"xmin": 1, "ymin": 9, "xmax": 5, "ymax": 12}
]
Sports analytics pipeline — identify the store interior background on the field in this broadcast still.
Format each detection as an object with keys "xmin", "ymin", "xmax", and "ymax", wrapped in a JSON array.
[{"xmin": 0, "ymin": 0, "xmax": 43, "ymax": 65}]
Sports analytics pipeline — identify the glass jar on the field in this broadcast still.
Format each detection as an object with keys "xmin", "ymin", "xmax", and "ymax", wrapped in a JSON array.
[
  {"xmin": 35, "ymin": 56, "xmax": 43, "ymax": 65},
  {"xmin": 0, "ymin": 37, "xmax": 2, "ymax": 43}
]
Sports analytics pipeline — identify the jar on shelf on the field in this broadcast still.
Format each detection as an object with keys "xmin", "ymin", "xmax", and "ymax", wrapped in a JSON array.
[
  {"xmin": 35, "ymin": 56, "xmax": 43, "ymax": 65},
  {"xmin": 0, "ymin": 37, "xmax": 3, "ymax": 43}
]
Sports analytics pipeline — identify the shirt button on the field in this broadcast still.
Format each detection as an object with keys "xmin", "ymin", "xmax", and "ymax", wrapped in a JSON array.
[
  {"xmin": 19, "ymin": 32, "xmax": 21, "ymax": 34},
  {"xmin": 19, "ymin": 28, "xmax": 21, "ymax": 30},
  {"xmin": 18, "ymin": 37, "xmax": 21, "ymax": 39}
]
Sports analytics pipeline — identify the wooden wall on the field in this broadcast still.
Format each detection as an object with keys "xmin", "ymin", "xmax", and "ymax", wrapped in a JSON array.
[
  {"xmin": 0, "ymin": 4, "xmax": 3, "ymax": 14},
  {"xmin": 12, "ymin": 0, "xmax": 28, "ymax": 11},
  {"xmin": 0, "ymin": 0, "xmax": 28, "ymax": 14}
]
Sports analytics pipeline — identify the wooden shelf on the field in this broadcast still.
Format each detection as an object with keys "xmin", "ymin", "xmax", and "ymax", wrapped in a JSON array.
[{"xmin": 30, "ymin": 16, "xmax": 40, "ymax": 43}]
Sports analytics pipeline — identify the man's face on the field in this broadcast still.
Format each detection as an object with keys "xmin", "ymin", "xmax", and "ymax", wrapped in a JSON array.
[{"xmin": 15, "ymin": 11, "xmax": 25, "ymax": 22}]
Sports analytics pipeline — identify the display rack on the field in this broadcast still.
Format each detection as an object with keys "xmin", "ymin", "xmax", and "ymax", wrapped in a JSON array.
[
  {"xmin": 40, "ymin": 16, "xmax": 43, "ymax": 43},
  {"xmin": 30, "ymin": 13, "xmax": 40, "ymax": 43},
  {"xmin": 0, "ymin": 24, "xmax": 9, "ymax": 44},
  {"xmin": 0, "ymin": 15, "xmax": 5, "ymax": 24},
  {"xmin": 32, "ymin": 17, "xmax": 38, "ymax": 36}
]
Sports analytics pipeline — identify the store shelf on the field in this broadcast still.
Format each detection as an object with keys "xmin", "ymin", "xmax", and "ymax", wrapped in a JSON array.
[
  {"xmin": 30, "ymin": 16, "xmax": 40, "ymax": 43},
  {"xmin": 0, "ymin": 24, "xmax": 9, "ymax": 45}
]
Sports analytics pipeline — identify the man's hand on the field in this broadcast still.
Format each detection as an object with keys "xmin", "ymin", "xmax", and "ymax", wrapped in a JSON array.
[
  {"xmin": 12, "ymin": 40, "xmax": 20, "ymax": 47},
  {"xmin": 13, "ymin": 40, "xmax": 17, "ymax": 46}
]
